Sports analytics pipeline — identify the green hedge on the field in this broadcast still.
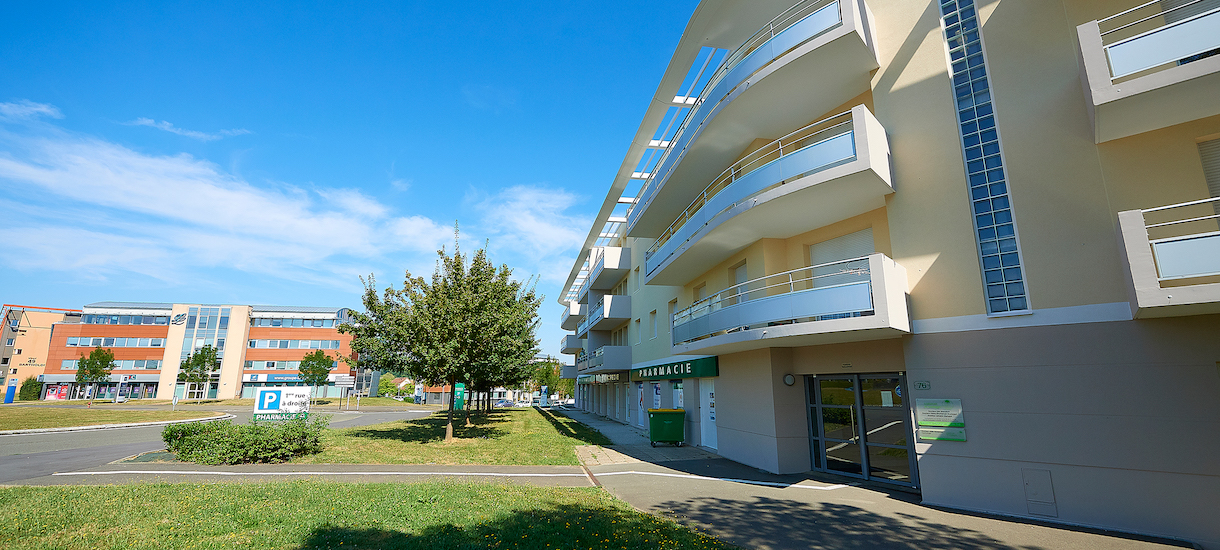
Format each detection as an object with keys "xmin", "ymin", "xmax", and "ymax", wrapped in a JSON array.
[
  {"xmin": 162, "ymin": 416, "xmax": 329, "ymax": 465},
  {"xmin": 18, "ymin": 376, "xmax": 41, "ymax": 401}
]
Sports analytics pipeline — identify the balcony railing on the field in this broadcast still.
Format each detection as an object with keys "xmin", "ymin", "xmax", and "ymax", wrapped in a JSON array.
[
  {"xmin": 1099, "ymin": 0, "xmax": 1220, "ymax": 81},
  {"xmin": 1117, "ymin": 196, "xmax": 1220, "ymax": 319},
  {"xmin": 647, "ymin": 110, "xmax": 855, "ymax": 263},
  {"xmin": 673, "ymin": 256, "xmax": 873, "ymax": 346},
  {"xmin": 1142, "ymin": 196, "xmax": 1220, "ymax": 281},
  {"xmin": 630, "ymin": 0, "xmax": 847, "ymax": 225}
]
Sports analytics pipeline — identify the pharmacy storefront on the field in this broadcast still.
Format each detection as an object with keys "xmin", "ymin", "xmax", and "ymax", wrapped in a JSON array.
[{"xmin": 630, "ymin": 357, "xmax": 718, "ymax": 449}]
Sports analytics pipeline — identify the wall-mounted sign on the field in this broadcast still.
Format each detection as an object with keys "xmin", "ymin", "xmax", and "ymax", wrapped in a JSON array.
[
  {"xmin": 913, "ymin": 380, "xmax": 931, "ymax": 390},
  {"xmin": 916, "ymin": 398, "xmax": 965, "ymax": 441},
  {"xmin": 631, "ymin": 356, "xmax": 718, "ymax": 381},
  {"xmin": 171, "ymin": 313, "xmax": 187, "ymax": 325}
]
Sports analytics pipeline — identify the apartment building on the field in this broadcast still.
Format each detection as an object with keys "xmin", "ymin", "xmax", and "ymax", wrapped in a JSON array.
[
  {"xmin": 41, "ymin": 302, "xmax": 353, "ymax": 400},
  {"xmin": 559, "ymin": 0, "xmax": 1220, "ymax": 546},
  {"xmin": 1, "ymin": 305, "xmax": 80, "ymax": 402}
]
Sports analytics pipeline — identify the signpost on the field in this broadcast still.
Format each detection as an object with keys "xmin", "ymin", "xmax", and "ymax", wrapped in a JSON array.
[
  {"xmin": 254, "ymin": 387, "xmax": 311, "ymax": 421},
  {"xmin": 334, "ymin": 375, "xmax": 355, "ymax": 409}
]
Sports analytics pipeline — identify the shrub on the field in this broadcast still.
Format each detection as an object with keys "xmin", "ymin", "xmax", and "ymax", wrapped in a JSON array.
[
  {"xmin": 162, "ymin": 416, "xmax": 329, "ymax": 465},
  {"xmin": 18, "ymin": 376, "xmax": 41, "ymax": 401}
]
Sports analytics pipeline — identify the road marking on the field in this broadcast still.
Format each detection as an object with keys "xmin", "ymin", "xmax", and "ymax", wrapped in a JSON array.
[
  {"xmin": 52, "ymin": 470, "xmax": 587, "ymax": 478},
  {"xmin": 595, "ymin": 470, "xmax": 854, "ymax": 491}
]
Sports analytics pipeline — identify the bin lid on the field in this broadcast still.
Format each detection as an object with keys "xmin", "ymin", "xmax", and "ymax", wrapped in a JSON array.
[{"xmin": 647, "ymin": 409, "xmax": 685, "ymax": 413}]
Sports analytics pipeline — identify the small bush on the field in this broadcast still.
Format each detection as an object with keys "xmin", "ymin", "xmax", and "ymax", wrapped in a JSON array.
[
  {"xmin": 18, "ymin": 376, "xmax": 41, "ymax": 401},
  {"xmin": 162, "ymin": 416, "xmax": 329, "ymax": 465}
]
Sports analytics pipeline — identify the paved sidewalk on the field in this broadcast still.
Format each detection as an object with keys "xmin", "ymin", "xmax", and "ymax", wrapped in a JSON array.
[{"xmin": 556, "ymin": 408, "xmax": 1196, "ymax": 550}]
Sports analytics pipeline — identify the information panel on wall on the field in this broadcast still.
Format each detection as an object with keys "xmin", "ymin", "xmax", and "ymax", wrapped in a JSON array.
[{"xmin": 915, "ymin": 398, "xmax": 966, "ymax": 442}]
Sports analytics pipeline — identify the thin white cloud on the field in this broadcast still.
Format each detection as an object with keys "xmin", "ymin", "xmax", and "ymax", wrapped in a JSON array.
[
  {"xmin": 127, "ymin": 117, "xmax": 251, "ymax": 141},
  {"xmin": 461, "ymin": 84, "xmax": 519, "ymax": 113},
  {"xmin": 473, "ymin": 184, "xmax": 591, "ymax": 285},
  {"xmin": 0, "ymin": 108, "xmax": 455, "ymax": 290},
  {"xmin": 0, "ymin": 100, "xmax": 63, "ymax": 121}
]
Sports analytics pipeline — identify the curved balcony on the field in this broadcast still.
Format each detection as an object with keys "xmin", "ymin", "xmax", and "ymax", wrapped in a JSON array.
[
  {"xmin": 1077, "ymin": 2, "xmax": 1220, "ymax": 142},
  {"xmin": 672, "ymin": 254, "xmax": 909, "ymax": 356},
  {"xmin": 559, "ymin": 334, "xmax": 583, "ymax": 355},
  {"xmin": 576, "ymin": 295, "xmax": 632, "ymax": 338},
  {"xmin": 644, "ymin": 105, "xmax": 892, "ymax": 285},
  {"xmin": 559, "ymin": 302, "xmax": 586, "ymax": 331},
  {"xmin": 588, "ymin": 247, "xmax": 631, "ymax": 290},
  {"xmin": 629, "ymin": 0, "xmax": 879, "ymax": 237},
  {"xmin": 1117, "ymin": 197, "xmax": 1220, "ymax": 318}
]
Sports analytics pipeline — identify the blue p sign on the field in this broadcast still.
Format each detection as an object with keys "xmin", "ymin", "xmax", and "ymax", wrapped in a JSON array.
[{"xmin": 258, "ymin": 390, "xmax": 281, "ymax": 411}]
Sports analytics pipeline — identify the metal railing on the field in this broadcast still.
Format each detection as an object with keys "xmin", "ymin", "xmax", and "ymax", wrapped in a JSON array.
[
  {"xmin": 1098, "ymin": 0, "xmax": 1220, "ymax": 79},
  {"xmin": 1141, "ymin": 196, "xmax": 1220, "ymax": 281},
  {"xmin": 673, "ymin": 256, "xmax": 872, "ymax": 338},
  {"xmin": 630, "ymin": 0, "xmax": 845, "ymax": 221},
  {"xmin": 646, "ymin": 111, "xmax": 855, "ymax": 260},
  {"xmin": 577, "ymin": 297, "xmax": 605, "ymax": 335}
]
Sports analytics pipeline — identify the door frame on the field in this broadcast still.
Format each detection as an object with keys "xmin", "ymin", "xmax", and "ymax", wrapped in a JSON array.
[{"xmin": 805, "ymin": 373, "xmax": 920, "ymax": 489}]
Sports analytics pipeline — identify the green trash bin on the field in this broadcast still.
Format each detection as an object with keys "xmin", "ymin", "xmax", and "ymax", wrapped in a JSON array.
[{"xmin": 647, "ymin": 409, "xmax": 686, "ymax": 447}]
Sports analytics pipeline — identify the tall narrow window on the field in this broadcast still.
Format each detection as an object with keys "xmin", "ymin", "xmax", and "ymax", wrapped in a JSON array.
[
  {"xmin": 940, "ymin": 0, "xmax": 1029, "ymax": 313},
  {"xmin": 650, "ymin": 310, "xmax": 658, "ymax": 339},
  {"xmin": 1198, "ymin": 137, "xmax": 1220, "ymax": 216}
]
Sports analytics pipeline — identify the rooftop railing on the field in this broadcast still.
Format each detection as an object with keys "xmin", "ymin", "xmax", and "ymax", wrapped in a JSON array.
[
  {"xmin": 629, "ymin": 0, "xmax": 845, "ymax": 223},
  {"xmin": 1099, "ymin": 0, "xmax": 1220, "ymax": 80},
  {"xmin": 646, "ymin": 110, "xmax": 855, "ymax": 261}
]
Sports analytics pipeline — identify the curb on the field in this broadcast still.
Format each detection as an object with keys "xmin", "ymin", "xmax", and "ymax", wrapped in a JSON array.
[{"xmin": 0, "ymin": 413, "xmax": 234, "ymax": 436}]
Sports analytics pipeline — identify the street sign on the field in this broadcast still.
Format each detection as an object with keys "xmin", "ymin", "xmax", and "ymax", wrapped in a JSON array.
[
  {"xmin": 333, "ymin": 375, "xmax": 355, "ymax": 388},
  {"xmin": 253, "ymin": 387, "xmax": 311, "ymax": 421}
]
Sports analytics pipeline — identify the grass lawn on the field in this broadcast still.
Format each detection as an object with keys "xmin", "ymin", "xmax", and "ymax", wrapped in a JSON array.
[
  {"xmin": 0, "ymin": 481, "xmax": 738, "ymax": 550},
  {"xmin": 0, "ymin": 408, "xmax": 222, "ymax": 431},
  {"xmin": 296, "ymin": 407, "xmax": 611, "ymax": 466}
]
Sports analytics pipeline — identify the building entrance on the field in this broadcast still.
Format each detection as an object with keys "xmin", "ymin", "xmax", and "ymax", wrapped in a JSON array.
[{"xmin": 806, "ymin": 374, "xmax": 918, "ymax": 488}]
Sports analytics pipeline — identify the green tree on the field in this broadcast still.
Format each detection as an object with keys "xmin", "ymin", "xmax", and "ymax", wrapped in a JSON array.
[
  {"xmin": 18, "ymin": 376, "xmax": 41, "ymax": 401},
  {"xmin": 298, "ymin": 349, "xmax": 334, "ymax": 406},
  {"xmin": 76, "ymin": 347, "xmax": 115, "ymax": 406},
  {"xmin": 378, "ymin": 373, "xmax": 398, "ymax": 396},
  {"xmin": 179, "ymin": 344, "xmax": 218, "ymax": 404},
  {"xmin": 350, "ymin": 228, "xmax": 541, "ymax": 442}
]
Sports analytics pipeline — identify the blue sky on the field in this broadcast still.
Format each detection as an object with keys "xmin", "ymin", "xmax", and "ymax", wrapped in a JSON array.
[{"xmin": 0, "ymin": 1, "xmax": 699, "ymax": 358}]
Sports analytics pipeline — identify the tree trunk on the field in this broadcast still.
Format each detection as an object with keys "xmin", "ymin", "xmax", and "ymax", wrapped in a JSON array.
[{"xmin": 445, "ymin": 382, "xmax": 455, "ymax": 443}]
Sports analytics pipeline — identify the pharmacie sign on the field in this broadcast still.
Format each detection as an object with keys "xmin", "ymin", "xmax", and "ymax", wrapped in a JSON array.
[
  {"xmin": 631, "ymin": 356, "xmax": 718, "ymax": 381},
  {"xmin": 253, "ymin": 387, "xmax": 311, "ymax": 421}
]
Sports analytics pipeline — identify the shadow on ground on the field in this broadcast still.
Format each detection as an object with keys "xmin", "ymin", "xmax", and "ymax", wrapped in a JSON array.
[
  {"xmin": 536, "ymin": 407, "xmax": 613, "ymax": 446},
  {"xmin": 336, "ymin": 411, "xmax": 509, "ymax": 443},
  {"xmin": 293, "ymin": 503, "xmax": 733, "ymax": 550},
  {"xmin": 657, "ymin": 495, "xmax": 1042, "ymax": 550}
]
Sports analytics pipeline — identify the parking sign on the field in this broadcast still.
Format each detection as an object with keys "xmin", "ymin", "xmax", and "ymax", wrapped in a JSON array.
[{"xmin": 253, "ymin": 387, "xmax": 311, "ymax": 421}]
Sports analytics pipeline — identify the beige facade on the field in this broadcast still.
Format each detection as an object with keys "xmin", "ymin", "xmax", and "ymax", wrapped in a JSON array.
[
  {"xmin": 2, "ymin": 306, "xmax": 76, "ymax": 401},
  {"xmin": 561, "ymin": 0, "xmax": 1220, "ymax": 547}
]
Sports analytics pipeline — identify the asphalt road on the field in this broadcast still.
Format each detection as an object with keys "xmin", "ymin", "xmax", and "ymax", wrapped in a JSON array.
[{"xmin": 0, "ymin": 407, "xmax": 434, "ymax": 485}]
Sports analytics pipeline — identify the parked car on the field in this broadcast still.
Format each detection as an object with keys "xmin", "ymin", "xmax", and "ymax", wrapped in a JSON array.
[{"xmin": 494, "ymin": 400, "xmax": 514, "ymax": 408}]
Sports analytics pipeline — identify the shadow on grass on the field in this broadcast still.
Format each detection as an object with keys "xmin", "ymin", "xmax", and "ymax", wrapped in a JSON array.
[
  {"xmin": 537, "ymin": 407, "xmax": 612, "ymax": 446},
  {"xmin": 295, "ymin": 503, "xmax": 734, "ymax": 550},
  {"xmin": 339, "ymin": 412, "xmax": 509, "ymax": 444}
]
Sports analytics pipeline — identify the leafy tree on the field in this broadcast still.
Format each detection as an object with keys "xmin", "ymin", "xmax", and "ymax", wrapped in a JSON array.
[
  {"xmin": 18, "ymin": 376, "xmax": 41, "ymax": 401},
  {"xmin": 179, "ymin": 344, "xmax": 218, "ymax": 404},
  {"xmin": 351, "ymin": 227, "xmax": 541, "ymax": 442},
  {"xmin": 298, "ymin": 349, "xmax": 334, "ymax": 406},
  {"xmin": 378, "ymin": 373, "xmax": 398, "ymax": 396},
  {"xmin": 76, "ymin": 347, "xmax": 115, "ymax": 406}
]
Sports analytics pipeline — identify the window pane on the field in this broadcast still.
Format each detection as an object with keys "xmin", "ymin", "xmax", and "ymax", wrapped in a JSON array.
[
  {"xmin": 864, "ymin": 408, "xmax": 909, "ymax": 445},
  {"xmin": 824, "ymin": 441, "xmax": 863, "ymax": 475},
  {"xmin": 821, "ymin": 407, "xmax": 858, "ymax": 441},
  {"xmin": 103, "ymin": 338, "xmax": 115, "ymax": 346},
  {"xmin": 819, "ymin": 379, "xmax": 855, "ymax": 406},
  {"xmin": 861, "ymin": 378, "xmax": 903, "ymax": 407},
  {"xmin": 866, "ymin": 446, "xmax": 911, "ymax": 483}
]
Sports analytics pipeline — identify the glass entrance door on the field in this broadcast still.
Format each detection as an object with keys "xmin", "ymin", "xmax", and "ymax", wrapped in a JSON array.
[{"xmin": 806, "ymin": 374, "xmax": 918, "ymax": 488}]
